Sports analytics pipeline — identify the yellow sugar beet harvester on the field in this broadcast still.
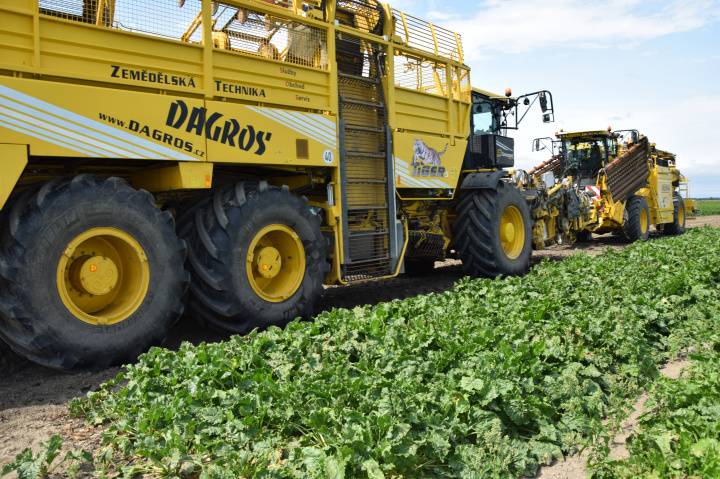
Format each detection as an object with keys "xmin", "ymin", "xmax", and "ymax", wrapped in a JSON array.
[{"xmin": 0, "ymin": 0, "xmax": 554, "ymax": 369}]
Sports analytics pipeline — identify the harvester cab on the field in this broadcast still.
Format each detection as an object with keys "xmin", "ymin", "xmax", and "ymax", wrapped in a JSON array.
[
  {"xmin": 556, "ymin": 129, "xmax": 618, "ymax": 187},
  {"xmin": 465, "ymin": 88, "xmax": 554, "ymax": 171}
]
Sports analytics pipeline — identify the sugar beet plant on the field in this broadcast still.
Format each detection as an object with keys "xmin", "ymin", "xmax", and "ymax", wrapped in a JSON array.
[
  {"xmin": 591, "ymin": 342, "xmax": 720, "ymax": 478},
  {"xmin": 70, "ymin": 226, "xmax": 720, "ymax": 479}
]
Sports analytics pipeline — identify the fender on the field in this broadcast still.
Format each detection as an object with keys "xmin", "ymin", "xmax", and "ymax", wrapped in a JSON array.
[{"xmin": 460, "ymin": 170, "xmax": 509, "ymax": 190}]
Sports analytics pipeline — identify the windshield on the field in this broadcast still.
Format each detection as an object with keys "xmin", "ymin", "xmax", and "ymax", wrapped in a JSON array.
[
  {"xmin": 562, "ymin": 137, "xmax": 606, "ymax": 186},
  {"xmin": 472, "ymin": 101, "xmax": 498, "ymax": 135}
]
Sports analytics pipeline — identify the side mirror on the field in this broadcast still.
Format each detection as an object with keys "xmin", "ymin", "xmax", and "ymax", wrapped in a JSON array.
[
  {"xmin": 212, "ymin": 1, "xmax": 219, "ymax": 15},
  {"xmin": 539, "ymin": 92, "xmax": 548, "ymax": 113},
  {"xmin": 542, "ymin": 113, "xmax": 551, "ymax": 123}
]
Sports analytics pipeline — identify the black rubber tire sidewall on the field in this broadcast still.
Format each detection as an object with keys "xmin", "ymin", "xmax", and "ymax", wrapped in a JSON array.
[
  {"xmin": 229, "ymin": 191, "xmax": 324, "ymax": 324},
  {"xmin": 453, "ymin": 182, "xmax": 532, "ymax": 278},
  {"xmin": 0, "ymin": 177, "xmax": 187, "ymax": 370},
  {"xmin": 182, "ymin": 183, "xmax": 326, "ymax": 334},
  {"xmin": 622, "ymin": 195, "xmax": 650, "ymax": 242}
]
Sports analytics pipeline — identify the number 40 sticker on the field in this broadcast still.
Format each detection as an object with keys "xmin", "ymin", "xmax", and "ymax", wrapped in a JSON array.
[{"xmin": 323, "ymin": 149, "xmax": 335, "ymax": 165}]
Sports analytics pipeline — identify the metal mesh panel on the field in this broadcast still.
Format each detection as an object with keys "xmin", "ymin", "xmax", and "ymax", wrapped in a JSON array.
[
  {"xmin": 346, "ymin": 156, "xmax": 387, "ymax": 182},
  {"xmin": 391, "ymin": 8, "xmax": 462, "ymax": 61},
  {"xmin": 452, "ymin": 66, "xmax": 471, "ymax": 102},
  {"xmin": 213, "ymin": 3, "xmax": 328, "ymax": 68},
  {"xmin": 394, "ymin": 54, "xmax": 447, "ymax": 96},
  {"xmin": 406, "ymin": 231, "xmax": 445, "ymax": 259},
  {"xmin": 39, "ymin": 0, "xmax": 204, "ymax": 43},
  {"xmin": 335, "ymin": 32, "xmax": 384, "ymax": 77},
  {"xmin": 336, "ymin": 0, "xmax": 384, "ymax": 36}
]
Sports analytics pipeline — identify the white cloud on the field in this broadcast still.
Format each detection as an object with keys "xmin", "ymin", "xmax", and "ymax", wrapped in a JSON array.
[{"xmin": 434, "ymin": 0, "xmax": 720, "ymax": 59}]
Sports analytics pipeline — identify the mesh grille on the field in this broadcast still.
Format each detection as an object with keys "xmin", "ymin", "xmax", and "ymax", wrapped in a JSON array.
[
  {"xmin": 406, "ymin": 231, "xmax": 445, "ymax": 259},
  {"xmin": 394, "ymin": 54, "xmax": 446, "ymax": 96},
  {"xmin": 40, "ymin": 0, "xmax": 204, "ymax": 43},
  {"xmin": 452, "ymin": 66, "xmax": 471, "ymax": 102},
  {"xmin": 391, "ymin": 8, "xmax": 463, "ymax": 61},
  {"xmin": 336, "ymin": 0, "xmax": 384, "ymax": 36},
  {"xmin": 38, "ymin": 0, "xmax": 328, "ymax": 69},
  {"xmin": 214, "ymin": 3, "xmax": 328, "ymax": 68}
]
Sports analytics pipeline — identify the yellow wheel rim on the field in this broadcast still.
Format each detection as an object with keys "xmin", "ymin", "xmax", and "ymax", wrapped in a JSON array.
[
  {"xmin": 57, "ymin": 228, "xmax": 149, "ymax": 326},
  {"xmin": 246, "ymin": 224, "xmax": 305, "ymax": 302},
  {"xmin": 500, "ymin": 206, "xmax": 525, "ymax": 260},
  {"xmin": 678, "ymin": 202, "xmax": 685, "ymax": 226},
  {"xmin": 640, "ymin": 208, "xmax": 648, "ymax": 233}
]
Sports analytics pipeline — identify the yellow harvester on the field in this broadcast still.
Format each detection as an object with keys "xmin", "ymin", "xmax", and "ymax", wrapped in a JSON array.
[{"xmin": 0, "ymin": 0, "xmax": 555, "ymax": 369}]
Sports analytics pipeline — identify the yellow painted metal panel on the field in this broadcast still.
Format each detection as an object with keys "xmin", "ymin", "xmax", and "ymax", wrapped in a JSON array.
[
  {"xmin": 0, "ymin": 9, "xmax": 34, "ymax": 67},
  {"xmin": 393, "ymin": 131, "xmax": 465, "ymax": 190},
  {"xmin": 204, "ymin": 100, "xmax": 338, "ymax": 166},
  {"xmin": 394, "ymin": 88, "xmax": 449, "ymax": 133},
  {"xmin": 133, "ymin": 162, "xmax": 214, "ymax": 192},
  {"xmin": 0, "ymin": 143, "xmax": 27, "ymax": 210},
  {"xmin": 0, "ymin": 76, "xmax": 206, "ymax": 161},
  {"xmin": 213, "ymin": 50, "xmax": 332, "ymax": 110},
  {"xmin": 37, "ymin": 18, "xmax": 205, "ymax": 91}
]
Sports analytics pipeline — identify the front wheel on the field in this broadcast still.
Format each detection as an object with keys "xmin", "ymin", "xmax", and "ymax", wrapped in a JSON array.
[
  {"xmin": 621, "ymin": 195, "xmax": 651, "ymax": 242},
  {"xmin": 0, "ymin": 175, "xmax": 188, "ymax": 371},
  {"xmin": 453, "ymin": 181, "xmax": 532, "ymax": 278},
  {"xmin": 663, "ymin": 193, "xmax": 686, "ymax": 235},
  {"xmin": 179, "ymin": 182, "xmax": 327, "ymax": 334}
]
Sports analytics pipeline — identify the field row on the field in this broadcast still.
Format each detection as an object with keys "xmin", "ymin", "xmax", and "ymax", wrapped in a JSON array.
[{"xmin": 4, "ymin": 226, "xmax": 720, "ymax": 479}]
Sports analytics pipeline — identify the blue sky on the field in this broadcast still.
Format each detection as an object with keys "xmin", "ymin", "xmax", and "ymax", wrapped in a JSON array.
[{"xmin": 392, "ymin": 0, "xmax": 720, "ymax": 198}]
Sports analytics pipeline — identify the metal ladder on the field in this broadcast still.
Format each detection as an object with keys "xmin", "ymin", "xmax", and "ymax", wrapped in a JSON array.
[{"xmin": 336, "ymin": 37, "xmax": 397, "ymax": 282}]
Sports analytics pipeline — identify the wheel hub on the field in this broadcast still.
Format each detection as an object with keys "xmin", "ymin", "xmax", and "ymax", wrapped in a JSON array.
[
  {"xmin": 57, "ymin": 228, "xmax": 149, "ymax": 326},
  {"xmin": 256, "ymin": 246, "xmax": 282, "ymax": 279},
  {"xmin": 69, "ymin": 255, "xmax": 118, "ymax": 296},
  {"xmin": 502, "ymin": 222, "xmax": 516, "ymax": 243},
  {"xmin": 246, "ymin": 224, "xmax": 306, "ymax": 302}
]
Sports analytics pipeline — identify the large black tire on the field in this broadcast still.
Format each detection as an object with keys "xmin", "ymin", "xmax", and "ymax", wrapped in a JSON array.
[
  {"xmin": 575, "ymin": 230, "xmax": 593, "ymax": 243},
  {"xmin": 621, "ymin": 195, "xmax": 651, "ymax": 242},
  {"xmin": 453, "ymin": 181, "xmax": 532, "ymax": 278},
  {"xmin": 663, "ymin": 193, "xmax": 686, "ymax": 235},
  {"xmin": 179, "ymin": 181, "xmax": 327, "ymax": 334},
  {"xmin": 0, "ymin": 175, "xmax": 188, "ymax": 371}
]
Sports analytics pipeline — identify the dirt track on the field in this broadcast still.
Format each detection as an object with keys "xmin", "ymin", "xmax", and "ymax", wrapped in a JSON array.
[{"xmin": 2, "ymin": 215, "xmax": 719, "ymax": 478}]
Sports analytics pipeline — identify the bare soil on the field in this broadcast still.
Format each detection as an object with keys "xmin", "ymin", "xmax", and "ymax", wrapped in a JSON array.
[{"xmin": 2, "ymin": 215, "xmax": 718, "ymax": 478}]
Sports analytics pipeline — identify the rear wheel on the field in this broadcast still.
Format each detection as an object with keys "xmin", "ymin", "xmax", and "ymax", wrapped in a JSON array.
[
  {"xmin": 663, "ymin": 193, "xmax": 686, "ymax": 235},
  {"xmin": 0, "ymin": 175, "xmax": 188, "ymax": 370},
  {"xmin": 621, "ymin": 195, "xmax": 651, "ymax": 242},
  {"xmin": 453, "ymin": 181, "xmax": 532, "ymax": 278},
  {"xmin": 179, "ymin": 182, "xmax": 327, "ymax": 333},
  {"xmin": 575, "ymin": 230, "xmax": 593, "ymax": 243}
]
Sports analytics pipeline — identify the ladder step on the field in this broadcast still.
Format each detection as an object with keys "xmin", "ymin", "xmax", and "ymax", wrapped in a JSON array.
[
  {"xmin": 347, "ymin": 206, "xmax": 389, "ymax": 211},
  {"xmin": 347, "ymin": 178, "xmax": 387, "ymax": 184},
  {"xmin": 338, "ymin": 73, "xmax": 381, "ymax": 84},
  {"xmin": 340, "ymin": 97, "xmax": 385, "ymax": 109},
  {"xmin": 344, "ymin": 125, "xmax": 384, "ymax": 133},
  {"xmin": 345, "ymin": 152, "xmax": 386, "ymax": 159}
]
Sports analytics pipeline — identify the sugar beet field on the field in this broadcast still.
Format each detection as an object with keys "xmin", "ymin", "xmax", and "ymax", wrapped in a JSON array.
[{"xmin": 2, "ymin": 218, "xmax": 720, "ymax": 479}]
